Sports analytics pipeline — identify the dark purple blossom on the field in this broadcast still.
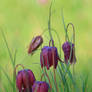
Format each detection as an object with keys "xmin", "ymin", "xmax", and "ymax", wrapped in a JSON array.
[
  {"xmin": 16, "ymin": 69, "xmax": 36, "ymax": 92},
  {"xmin": 40, "ymin": 46, "xmax": 62, "ymax": 70},
  {"xmin": 32, "ymin": 81, "xmax": 49, "ymax": 92},
  {"xmin": 62, "ymin": 41, "xmax": 76, "ymax": 64}
]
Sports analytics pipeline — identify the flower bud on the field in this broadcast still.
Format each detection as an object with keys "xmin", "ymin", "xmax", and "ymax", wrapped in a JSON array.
[{"xmin": 28, "ymin": 35, "xmax": 43, "ymax": 54}]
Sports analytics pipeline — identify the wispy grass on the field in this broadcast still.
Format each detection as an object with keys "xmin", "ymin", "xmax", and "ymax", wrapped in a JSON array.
[{"xmin": 0, "ymin": 28, "xmax": 17, "ymax": 92}]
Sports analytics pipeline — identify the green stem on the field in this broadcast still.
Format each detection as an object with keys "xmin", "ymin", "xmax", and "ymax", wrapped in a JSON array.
[
  {"xmin": 61, "ymin": 10, "xmax": 69, "ymax": 41},
  {"xmin": 13, "ymin": 50, "xmax": 17, "ymax": 92},
  {"xmin": 0, "ymin": 29, "xmax": 14, "ymax": 67},
  {"xmin": 48, "ymin": 1, "xmax": 53, "ymax": 43},
  {"xmin": 41, "ymin": 28, "xmax": 61, "ymax": 57},
  {"xmin": 0, "ymin": 28, "xmax": 16, "ymax": 92}
]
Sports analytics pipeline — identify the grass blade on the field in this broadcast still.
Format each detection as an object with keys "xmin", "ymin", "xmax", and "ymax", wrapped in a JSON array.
[
  {"xmin": 82, "ymin": 76, "xmax": 88, "ymax": 92},
  {"xmin": 0, "ymin": 28, "xmax": 14, "ymax": 67},
  {"xmin": 57, "ymin": 64, "xmax": 69, "ymax": 92},
  {"xmin": 0, "ymin": 66, "xmax": 14, "ymax": 90}
]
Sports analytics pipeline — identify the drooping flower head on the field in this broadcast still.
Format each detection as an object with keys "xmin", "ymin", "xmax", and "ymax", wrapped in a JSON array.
[
  {"xmin": 62, "ymin": 23, "xmax": 76, "ymax": 64},
  {"xmin": 62, "ymin": 41, "xmax": 76, "ymax": 64},
  {"xmin": 16, "ymin": 69, "xmax": 36, "ymax": 92},
  {"xmin": 40, "ymin": 45, "xmax": 63, "ymax": 70},
  {"xmin": 32, "ymin": 81, "xmax": 49, "ymax": 92},
  {"xmin": 28, "ymin": 35, "xmax": 43, "ymax": 54}
]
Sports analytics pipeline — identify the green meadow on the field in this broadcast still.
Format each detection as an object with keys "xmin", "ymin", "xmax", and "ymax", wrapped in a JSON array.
[{"xmin": 0, "ymin": 0, "xmax": 92, "ymax": 91}]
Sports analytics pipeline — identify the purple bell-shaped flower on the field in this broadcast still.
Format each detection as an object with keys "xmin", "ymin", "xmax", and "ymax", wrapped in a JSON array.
[
  {"xmin": 40, "ymin": 46, "xmax": 62, "ymax": 70},
  {"xmin": 16, "ymin": 69, "xmax": 36, "ymax": 92},
  {"xmin": 62, "ymin": 23, "xmax": 76, "ymax": 64},
  {"xmin": 32, "ymin": 81, "xmax": 49, "ymax": 92},
  {"xmin": 62, "ymin": 41, "xmax": 76, "ymax": 64}
]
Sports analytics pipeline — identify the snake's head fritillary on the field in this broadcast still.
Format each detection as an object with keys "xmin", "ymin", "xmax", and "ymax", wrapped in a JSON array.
[
  {"xmin": 16, "ymin": 69, "xmax": 36, "ymax": 92},
  {"xmin": 62, "ymin": 41, "xmax": 76, "ymax": 64},
  {"xmin": 40, "ymin": 46, "xmax": 59, "ymax": 70},
  {"xmin": 32, "ymin": 81, "xmax": 49, "ymax": 92}
]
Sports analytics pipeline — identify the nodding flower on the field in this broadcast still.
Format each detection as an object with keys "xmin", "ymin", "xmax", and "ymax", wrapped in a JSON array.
[
  {"xmin": 62, "ymin": 41, "xmax": 76, "ymax": 64},
  {"xmin": 28, "ymin": 35, "xmax": 43, "ymax": 54},
  {"xmin": 32, "ymin": 81, "xmax": 49, "ymax": 92},
  {"xmin": 62, "ymin": 23, "xmax": 76, "ymax": 64},
  {"xmin": 16, "ymin": 69, "xmax": 36, "ymax": 92},
  {"xmin": 40, "ymin": 46, "xmax": 63, "ymax": 70}
]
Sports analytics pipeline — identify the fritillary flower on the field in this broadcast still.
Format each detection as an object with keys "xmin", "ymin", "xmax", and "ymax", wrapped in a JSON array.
[
  {"xmin": 16, "ymin": 69, "xmax": 36, "ymax": 92},
  {"xmin": 62, "ymin": 41, "xmax": 76, "ymax": 64},
  {"xmin": 32, "ymin": 81, "xmax": 49, "ymax": 92},
  {"xmin": 40, "ymin": 46, "xmax": 63, "ymax": 70}
]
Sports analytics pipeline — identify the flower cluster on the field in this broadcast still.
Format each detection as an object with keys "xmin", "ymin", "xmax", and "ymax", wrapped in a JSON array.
[
  {"xmin": 16, "ymin": 4, "xmax": 76, "ymax": 91},
  {"xmin": 16, "ymin": 28, "xmax": 76, "ymax": 91},
  {"xmin": 16, "ymin": 69, "xmax": 49, "ymax": 92}
]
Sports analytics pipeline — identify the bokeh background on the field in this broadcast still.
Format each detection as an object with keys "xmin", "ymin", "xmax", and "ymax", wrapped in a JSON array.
[{"xmin": 0, "ymin": 0, "xmax": 92, "ymax": 91}]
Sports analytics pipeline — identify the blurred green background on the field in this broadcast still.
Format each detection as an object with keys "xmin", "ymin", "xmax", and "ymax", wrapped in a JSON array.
[{"xmin": 0, "ymin": 0, "xmax": 92, "ymax": 91}]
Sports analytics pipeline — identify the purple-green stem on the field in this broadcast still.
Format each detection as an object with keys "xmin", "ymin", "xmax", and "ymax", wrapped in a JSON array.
[
  {"xmin": 49, "ymin": 39, "xmax": 59, "ymax": 92},
  {"xmin": 41, "ymin": 55, "xmax": 52, "ymax": 91},
  {"xmin": 52, "ymin": 50, "xmax": 58, "ymax": 92},
  {"xmin": 48, "ymin": 2, "xmax": 58, "ymax": 92}
]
